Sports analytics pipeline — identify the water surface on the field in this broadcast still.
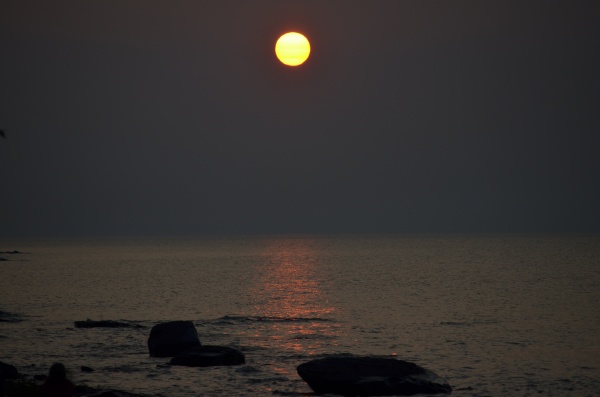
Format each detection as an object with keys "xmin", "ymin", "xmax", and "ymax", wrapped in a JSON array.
[{"xmin": 1, "ymin": 235, "xmax": 599, "ymax": 396}]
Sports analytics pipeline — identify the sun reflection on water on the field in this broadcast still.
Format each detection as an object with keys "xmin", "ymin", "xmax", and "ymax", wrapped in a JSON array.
[{"xmin": 247, "ymin": 238, "xmax": 338, "ymax": 354}]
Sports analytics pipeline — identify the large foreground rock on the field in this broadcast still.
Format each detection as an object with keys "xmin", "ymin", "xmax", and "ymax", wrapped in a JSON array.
[
  {"xmin": 297, "ymin": 356, "xmax": 452, "ymax": 396},
  {"xmin": 170, "ymin": 345, "xmax": 245, "ymax": 367},
  {"xmin": 148, "ymin": 321, "xmax": 201, "ymax": 357}
]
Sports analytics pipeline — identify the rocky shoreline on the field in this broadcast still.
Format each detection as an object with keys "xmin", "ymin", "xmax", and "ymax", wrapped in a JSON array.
[
  {"xmin": 1, "ymin": 361, "xmax": 153, "ymax": 397},
  {"xmin": 1, "ymin": 320, "xmax": 452, "ymax": 397}
]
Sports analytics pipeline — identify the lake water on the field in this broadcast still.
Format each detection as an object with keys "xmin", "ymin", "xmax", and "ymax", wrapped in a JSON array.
[{"xmin": 1, "ymin": 235, "xmax": 599, "ymax": 396}]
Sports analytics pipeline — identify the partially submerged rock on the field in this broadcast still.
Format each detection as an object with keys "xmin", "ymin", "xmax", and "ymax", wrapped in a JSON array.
[
  {"xmin": 147, "ymin": 321, "xmax": 201, "ymax": 357},
  {"xmin": 170, "ymin": 345, "xmax": 245, "ymax": 367},
  {"xmin": 297, "ymin": 356, "xmax": 452, "ymax": 396}
]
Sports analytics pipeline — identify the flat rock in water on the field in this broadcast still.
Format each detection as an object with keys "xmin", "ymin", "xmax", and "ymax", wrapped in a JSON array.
[
  {"xmin": 297, "ymin": 356, "xmax": 452, "ymax": 396},
  {"xmin": 148, "ymin": 321, "xmax": 201, "ymax": 357},
  {"xmin": 170, "ymin": 345, "xmax": 245, "ymax": 367}
]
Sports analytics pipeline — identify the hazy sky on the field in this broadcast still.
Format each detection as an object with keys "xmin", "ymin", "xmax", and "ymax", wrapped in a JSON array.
[{"xmin": 1, "ymin": 1, "xmax": 599, "ymax": 238}]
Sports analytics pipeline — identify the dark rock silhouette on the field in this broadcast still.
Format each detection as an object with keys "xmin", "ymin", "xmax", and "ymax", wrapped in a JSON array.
[
  {"xmin": 170, "ymin": 345, "xmax": 245, "ymax": 367},
  {"xmin": 74, "ymin": 319, "xmax": 142, "ymax": 329},
  {"xmin": 80, "ymin": 366, "xmax": 94, "ymax": 373},
  {"xmin": 297, "ymin": 355, "xmax": 452, "ymax": 396},
  {"xmin": 0, "ymin": 362, "xmax": 19, "ymax": 380},
  {"xmin": 147, "ymin": 321, "xmax": 201, "ymax": 357},
  {"xmin": 40, "ymin": 362, "xmax": 75, "ymax": 397}
]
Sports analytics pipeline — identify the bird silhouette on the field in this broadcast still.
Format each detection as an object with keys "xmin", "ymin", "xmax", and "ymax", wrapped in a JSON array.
[{"xmin": 0, "ymin": 129, "xmax": 5, "ymax": 139}]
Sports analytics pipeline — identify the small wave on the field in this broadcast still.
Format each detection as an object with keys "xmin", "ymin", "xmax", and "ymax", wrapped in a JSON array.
[
  {"xmin": 0, "ymin": 310, "xmax": 23, "ymax": 323},
  {"xmin": 234, "ymin": 365, "xmax": 262, "ymax": 374},
  {"xmin": 291, "ymin": 333, "xmax": 335, "ymax": 340},
  {"xmin": 238, "ymin": 345, "xmax": 269, "ymax": 352},
  {"xmin": 214, "ymin": 315, "xmax": 331, "ymax": 324},
  {"xmin": 439, "ymin": 321, "xmax": 470, "ymax": 326},
  {"xmin": 74, "ymin": 319, "xmax": 145, "ymax": 329},
  {"xmin": 439, "ymin": 319, "xmax": 498, "ymax": 327},
  {"xmin": 102, "ymin": 364, "xmax": 142, "ymax": 373},
  {"xmin": 246, "ymin": 376, "xmax": 289, "ymax": 384}
]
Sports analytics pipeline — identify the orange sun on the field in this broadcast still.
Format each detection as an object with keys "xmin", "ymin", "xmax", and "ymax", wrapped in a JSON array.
[{"xmin": 275, "ymin": 32, "xmax": 311, "ymax": 66}]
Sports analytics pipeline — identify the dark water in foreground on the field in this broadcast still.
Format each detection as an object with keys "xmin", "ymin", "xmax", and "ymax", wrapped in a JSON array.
[{"xmin": 1, "ymin": 235, "xmax": 599, "ymax": 396}]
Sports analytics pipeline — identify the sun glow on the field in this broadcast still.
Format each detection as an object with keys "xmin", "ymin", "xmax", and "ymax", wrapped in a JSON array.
[{"xmin": 275, "ymin": 32, "xmax": 311, "ymax": 66}]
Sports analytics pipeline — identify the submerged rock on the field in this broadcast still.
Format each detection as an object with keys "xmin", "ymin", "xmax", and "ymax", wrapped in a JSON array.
[
  {"xmin": 297, "ymin": 355, "xmax": 452, "ymax": 396},
  {"xmin": 147, "ymin": 321, "xmax": 201, "ymax": 357},
  {"xmin": 74, "ymin": 319, "xmax": 142, "ymax": 328},
  {"xmin": 170, "ymin": 345, "xmax": 245, "ymax": 367}
]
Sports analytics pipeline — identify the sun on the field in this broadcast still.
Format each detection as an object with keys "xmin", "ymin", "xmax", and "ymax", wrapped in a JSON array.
[{"xmin": 275, "ymin": 32, "xmax": 311, "ymax": 66}]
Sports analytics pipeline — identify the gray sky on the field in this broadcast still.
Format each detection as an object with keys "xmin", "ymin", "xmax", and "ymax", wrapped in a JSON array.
[{"xmin": 1, "ymin": 1, "xmax": 599, "ymax": 238}]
